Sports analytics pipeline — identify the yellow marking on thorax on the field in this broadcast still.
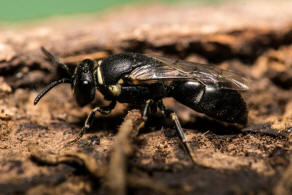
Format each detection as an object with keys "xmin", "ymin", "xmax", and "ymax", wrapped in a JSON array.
[
  {"xmin": 108, "ymin": 85, "xmax": 121, "ymax": 96},
  {"xmin": 118, "ymin": 79, "xmax": 124, "ymax": 84},
  {"xmin": 97, "ymin": 66, "xmax": 103, "ymax": 85},
  {"xmin": 97, "ymin": 59, "xmax": 102, "ymax": 66}
]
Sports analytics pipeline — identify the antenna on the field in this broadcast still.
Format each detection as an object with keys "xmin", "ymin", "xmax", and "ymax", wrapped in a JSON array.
[
  {"xmin": 34, "ymin": 78, "xmax": 72, "ymax": 105},
  {"xmin": 41, "ymin": 47, "xmax": 72, "ymax": 76}
]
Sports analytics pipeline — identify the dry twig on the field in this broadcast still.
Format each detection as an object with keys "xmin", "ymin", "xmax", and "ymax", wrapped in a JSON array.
[{"xmin": 104, "ymin": 109, "xmax": 144, "ymax": 195}]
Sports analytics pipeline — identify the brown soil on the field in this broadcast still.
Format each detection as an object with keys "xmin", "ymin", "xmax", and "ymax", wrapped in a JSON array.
[{"xmin": 0, "ymin": 1, "xmax": 291, "ymax": 195}]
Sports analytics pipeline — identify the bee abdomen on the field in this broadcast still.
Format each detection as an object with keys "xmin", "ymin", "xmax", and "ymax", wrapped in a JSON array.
[{"xmin": 171, "ymin": 81, "xmax": 248, "ymax": 125}]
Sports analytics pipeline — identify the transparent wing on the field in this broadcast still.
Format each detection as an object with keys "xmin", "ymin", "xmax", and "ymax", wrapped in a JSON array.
[{"xmin": 129, "ymin": 55, "xmax": 249, "ymax": 90}]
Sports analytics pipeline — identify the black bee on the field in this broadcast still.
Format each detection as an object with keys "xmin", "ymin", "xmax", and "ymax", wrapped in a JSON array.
[{"xmin": 34, "ymin": 47, "xmax": 248, "ymax": 163}]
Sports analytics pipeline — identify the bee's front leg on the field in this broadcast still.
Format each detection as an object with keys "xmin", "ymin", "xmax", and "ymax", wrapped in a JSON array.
[{"xmin": 67, "ymin": 100, "xmax": 116, "ymax": 145}]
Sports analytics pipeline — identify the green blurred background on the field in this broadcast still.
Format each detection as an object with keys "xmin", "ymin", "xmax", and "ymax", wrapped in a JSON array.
[{"xmin": 0, "ymin": 0, "xmax": 226, "ymax": 23}]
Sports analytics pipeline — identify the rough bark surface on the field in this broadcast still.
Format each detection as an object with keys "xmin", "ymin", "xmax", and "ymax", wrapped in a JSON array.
[{"xmin": 0, "ymin": 1, "xmax": 292, "ymax": 194}]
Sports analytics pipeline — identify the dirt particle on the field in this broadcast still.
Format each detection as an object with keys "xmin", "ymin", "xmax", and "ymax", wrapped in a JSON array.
[
  {"xmin": 268, "ymin": 147, "xmax": 290, "ymax": 169},
  {"xmin": 18, "ymin": 122, "xmax": 48, "ymax": 132},
  {"xmin": 88, "ymin": 135, "xmax": 101, "ymax": 146}
]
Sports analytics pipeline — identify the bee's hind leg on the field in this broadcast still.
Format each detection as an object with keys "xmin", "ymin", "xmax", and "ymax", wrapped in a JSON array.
[{"xmin": 157, "ymin": 100, "xmax": 197, "ymax": 165}]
